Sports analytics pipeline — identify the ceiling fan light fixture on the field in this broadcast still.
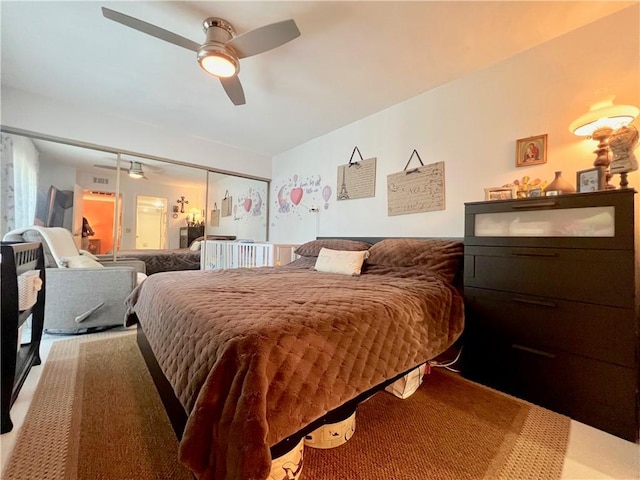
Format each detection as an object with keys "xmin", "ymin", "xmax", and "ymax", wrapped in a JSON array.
[
  {"xmin": 197, "ymin": 45, "xmax": 239, "ymax": 78},
  {"xmin": 128, "ymin": 161, "xmax": 145, "ymax": 179}
]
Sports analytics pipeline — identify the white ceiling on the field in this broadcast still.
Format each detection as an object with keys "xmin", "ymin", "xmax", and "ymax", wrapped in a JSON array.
[{"xmin": 1, "ymin": 1, "xmax": 634, "ymax": 158}]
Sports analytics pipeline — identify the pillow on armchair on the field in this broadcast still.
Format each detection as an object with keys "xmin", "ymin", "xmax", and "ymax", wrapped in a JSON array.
[{"xmin": 59, "ymin": 255, "xmax": 104, "ymax": 268}]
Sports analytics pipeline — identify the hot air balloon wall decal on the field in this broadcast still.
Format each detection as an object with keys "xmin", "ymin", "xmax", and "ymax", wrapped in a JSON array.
[{"xmin": 273, "ymin": 173, "xmax": 332, "ymax": 221}]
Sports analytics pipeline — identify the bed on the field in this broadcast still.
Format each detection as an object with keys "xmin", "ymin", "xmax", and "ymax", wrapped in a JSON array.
[
  {"xmin": 104, "ymin": 248, "xmax": 201, "ymax": 275},
  {"xmin": 124, "ymin": 237, "xmax": 465, "ymax": 480}
]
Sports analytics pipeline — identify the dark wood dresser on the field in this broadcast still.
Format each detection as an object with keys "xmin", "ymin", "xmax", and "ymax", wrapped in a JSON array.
[
  {"xmin": 179, "ymin": 225, "xmax": 204, "ymax": 248},
  {"xmin": 462, "ymin": 189, "xmax": 639, "ymax": 442}
]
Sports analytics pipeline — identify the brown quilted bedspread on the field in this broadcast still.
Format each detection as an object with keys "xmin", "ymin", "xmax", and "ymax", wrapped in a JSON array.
[
  {"xmin": 125, "ymin": 264, "xmax": 464, "ymax": 480},
  {"xmin": 113, "ymin": 248, "xmax": 200, "ymax": 275}
]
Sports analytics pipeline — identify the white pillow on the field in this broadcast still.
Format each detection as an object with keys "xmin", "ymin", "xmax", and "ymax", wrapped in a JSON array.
[
  {"xmin": 314, "ymin": 248, "xmax": 369, "ymax": 276},
  {"xmin": 189, "ymin": 240, "xmax": 201, "ymax": 251},
  {"xmin": 59, "ymin": 255, "xmax": 104, "ymax": 269},
  {"xmin": 79, "ymin": 249, "xmax": 100, "ymax": 260}
]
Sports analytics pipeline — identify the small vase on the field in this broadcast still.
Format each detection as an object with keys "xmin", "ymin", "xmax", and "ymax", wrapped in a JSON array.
[{"xmin": 544, "ymin": 171, "xmax": 576, "ymax": 194}]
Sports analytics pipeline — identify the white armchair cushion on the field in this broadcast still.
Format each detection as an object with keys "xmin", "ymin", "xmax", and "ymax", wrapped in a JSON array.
[{"xmin": 59, "ymin": 255, "xmax": 104, "ymax": 268}]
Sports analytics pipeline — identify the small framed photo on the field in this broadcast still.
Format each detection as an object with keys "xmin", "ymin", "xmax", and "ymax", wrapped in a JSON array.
[
  {"xmin": 576, "ymin": 167, "xmax": 605, "ymax": 192},
  {"xmin": 545, "ymin": 190, "xmax": 559, "ymax": 196},
  {"xmin": 528, "ymin": 188, "xmax": 542, "ymax": 197},
  {"xmin": 516, "ymin": 134, "xmax": 547, "ymax": 167},
  {"xmin": 484, "ymin": 186, "xmax": 517, "ymax": 201}
]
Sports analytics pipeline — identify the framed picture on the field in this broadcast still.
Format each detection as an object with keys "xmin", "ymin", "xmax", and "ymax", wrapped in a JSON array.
[
  {"xmin": 528, "ymin": 188, "xmax": 542, "ymax": 197},
  {"xmin": 576, "ymin": 167, "xmax": 605, "ymax": 192},
  {"xmin": 516, "ymin": 134, "xmax": 547, "ymax": 167},
  {"xmin": 484, "ymin": 186, "xmax": 517, "ymax": 201}
]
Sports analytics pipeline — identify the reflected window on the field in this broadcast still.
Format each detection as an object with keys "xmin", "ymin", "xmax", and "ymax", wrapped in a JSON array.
[{"xmin": 1, "ymin": 133, "xmax": 39, "ymax": 233}]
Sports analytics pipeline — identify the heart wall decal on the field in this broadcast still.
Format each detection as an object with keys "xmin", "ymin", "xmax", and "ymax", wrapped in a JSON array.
[{"xmin": 290, "ymin": 187, "xmax": 303, "ymax": 206}]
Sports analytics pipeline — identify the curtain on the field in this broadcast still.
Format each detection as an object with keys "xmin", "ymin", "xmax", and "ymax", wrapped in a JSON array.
[
  {"xmin": 0, "ymin": 134, "xmax": 39, "ymax": 236},
  {"xmin": 1, "ymin": 134, "xmax": 16, "ymax": 235}
]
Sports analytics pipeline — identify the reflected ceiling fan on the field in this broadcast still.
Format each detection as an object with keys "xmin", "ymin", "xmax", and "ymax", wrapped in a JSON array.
[
  {"xmin": 101, "ymin": 7, "xmax": 301, "ymax": 105},
  {"xmin": 93, "ymin": 160, "xmax": 158, "ymax": 180}
]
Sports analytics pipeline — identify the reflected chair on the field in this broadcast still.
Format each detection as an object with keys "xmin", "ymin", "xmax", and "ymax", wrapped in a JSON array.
[{"xmin": 3, "ymin": 226, "xmax": 146, "ymax": 334}]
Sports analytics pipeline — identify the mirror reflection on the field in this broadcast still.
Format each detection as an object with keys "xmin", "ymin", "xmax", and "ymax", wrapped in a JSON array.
[{"xmin": 0, "ymin": 132, "xmax": 269, "ymax": 270}]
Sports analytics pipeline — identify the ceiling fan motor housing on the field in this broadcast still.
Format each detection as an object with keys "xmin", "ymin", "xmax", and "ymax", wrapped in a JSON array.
[{"xmin": 197, "ymin": 18, "xmax": 239, "ymax": 77}]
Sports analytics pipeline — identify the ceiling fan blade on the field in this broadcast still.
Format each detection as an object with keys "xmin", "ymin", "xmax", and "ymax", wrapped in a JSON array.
[
  {"xmin": 220, "ymin": 76, "xmax": 246, "ymax": 105},
  {"xmin": 101, "ymin": 7, "xmax": 200, "ymax": 52},
  {"xmin": 227, "ymin": 19, "xmax": 300, "ymax": 59}
]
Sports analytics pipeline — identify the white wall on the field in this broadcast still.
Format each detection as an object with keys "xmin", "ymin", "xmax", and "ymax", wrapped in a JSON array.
[
  {"xmin": 269, "ymin": 6, "xmax": 640, "ymax": 244},
  {"xmin": 1, "ymin": 86, "xmax": 271, "ymax": 180}
]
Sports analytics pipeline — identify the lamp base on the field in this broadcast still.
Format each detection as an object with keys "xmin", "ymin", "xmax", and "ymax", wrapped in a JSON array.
[
  {"xmin": 591, "ymin": 126, "xmax": 615, "ymax": 189},
  {"xmin": 618, "ymin": 172, "xmax": 630, "ymax": 189}
]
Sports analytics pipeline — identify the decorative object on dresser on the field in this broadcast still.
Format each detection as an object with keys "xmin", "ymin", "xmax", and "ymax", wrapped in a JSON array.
[
  {"xmin": 543, "ymin": 170, "xmax": 576, "ymax": 195},
  {"xmin": 576, "ymin": 167, "xmax": 605, "ymax": 193},
  {"xmin": 1, "ymin": 241, "xmax": 46, "ymax": 433},
  {"xmin": 609, "ymin": 125, "xmax": 639, "ymax": 189},
  {"xmin": 516, "ymin": 134, "xmax": 547, "ymax": 167},
  {"xmin": 569, "ymin": 95, "xmax": 639, "ymax": 190},
  {"xmin": 510, "ymin": 175, "xmax": 546, "ymax": 198},
  {"xmin": 484, "ymin": 186, "xmax": 517, "ymax": 201},
  {"xmin": 462, "ymin": 189, "xmax": 639, "ymax": 442}
]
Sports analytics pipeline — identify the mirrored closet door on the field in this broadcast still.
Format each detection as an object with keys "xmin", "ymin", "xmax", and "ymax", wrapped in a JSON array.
[{"xmin": 0, "ymin": 130, "xmax": 269, "ymax": 257}]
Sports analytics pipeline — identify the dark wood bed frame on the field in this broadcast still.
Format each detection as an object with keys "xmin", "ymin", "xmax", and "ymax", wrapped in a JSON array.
[{"xmin": 135, "ymin": 236, "xmax": 464, "ymax": 459}]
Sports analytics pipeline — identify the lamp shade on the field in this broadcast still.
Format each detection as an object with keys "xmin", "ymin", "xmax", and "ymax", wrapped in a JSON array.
[{"xmin": 570, "ymin": 95, "xmax": 639, "ymax": 136}]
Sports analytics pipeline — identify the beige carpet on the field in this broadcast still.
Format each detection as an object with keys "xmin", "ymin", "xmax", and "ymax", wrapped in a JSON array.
[{"xmin": 2, "ymin": 331, "xmax": 570, "ymax": 480}]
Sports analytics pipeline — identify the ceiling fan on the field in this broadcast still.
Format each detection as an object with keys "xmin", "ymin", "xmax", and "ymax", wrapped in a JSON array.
[
  {"xmin": 101, "ymin": 7, "xmax": 301, "ymax": 106},
  {"xmin": 94, "ymin": 160, "xmax": 153, "ymax": 180}
]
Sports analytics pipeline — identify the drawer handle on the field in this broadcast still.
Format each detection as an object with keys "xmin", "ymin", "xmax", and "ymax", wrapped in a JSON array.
[
  {"xmin": 512, "ymin": 251, "xmax": 559, "ymax": 258},
  {"xmin": 512, "ymin": 296, "xmax": 557, "ymax": 308},
  {"xmin": 511, "ymin": 200, "xmax": 558, "ymax": 209},
  {"xmin": 512, "ymin": 344, "xmax": 556, "ymax": 359}
]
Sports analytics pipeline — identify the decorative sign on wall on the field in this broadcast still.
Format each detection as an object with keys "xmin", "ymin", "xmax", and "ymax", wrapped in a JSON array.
[
  {"xmin": 221, "ymin": 190, "xmax": 232, "ymax": 217},
  {"xmin": 387, "ymin": 151, "xmax": 445, "ymax": 216},
  {"xmin": 336, "ymin": 146, "xmax": 376, "ymax": 201},
  {"xmin": 210, "ymin": 203, "xmax": 220, "ymax": 227}
]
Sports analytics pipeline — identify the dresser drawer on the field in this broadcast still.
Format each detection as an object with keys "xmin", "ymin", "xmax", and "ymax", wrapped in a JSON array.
[
  {"xmin": 462, "ymin": 334, "xmax": 639, "ymax": 442},
  {"xmin": 464, "ymin": 246, "xmax": 634, "ymax": 308},
  {"xmin": 464, "ymin": 287, "xmax": 635, "ymax": 367},
  {"xmin": 464, "ymin": 190, "xmax": 635, "ymax": 250}
]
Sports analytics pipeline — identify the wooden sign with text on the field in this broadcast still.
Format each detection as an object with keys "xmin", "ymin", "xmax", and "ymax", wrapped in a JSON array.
[{"xmin": 387, "ymin": 161, "xmax": 445, "ymax": 216}]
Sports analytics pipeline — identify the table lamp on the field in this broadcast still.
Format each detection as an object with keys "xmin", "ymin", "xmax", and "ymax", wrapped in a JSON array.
[{"xmin": 569, "ymin": 95, "xmax": 638, "ymax": 189}]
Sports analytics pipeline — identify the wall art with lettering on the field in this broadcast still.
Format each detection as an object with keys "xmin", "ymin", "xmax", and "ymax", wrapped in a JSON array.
[
  {"xmin": 387, "ymin": 161, "xmax": 445, "ymax": 216},
  {"xmin": 336, "ymin": 157, "xmax": 376, "ymax": 201}
]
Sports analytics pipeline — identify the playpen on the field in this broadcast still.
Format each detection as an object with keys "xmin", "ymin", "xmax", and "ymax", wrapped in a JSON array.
[{"xmin": 200, "ymin": 241, "xmax": 299, "ymax": 270}]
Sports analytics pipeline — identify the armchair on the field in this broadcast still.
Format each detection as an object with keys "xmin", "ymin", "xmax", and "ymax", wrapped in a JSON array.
[{"xmin": 3, "ymin": 227, "xmax": 146, "ymax": 334}]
